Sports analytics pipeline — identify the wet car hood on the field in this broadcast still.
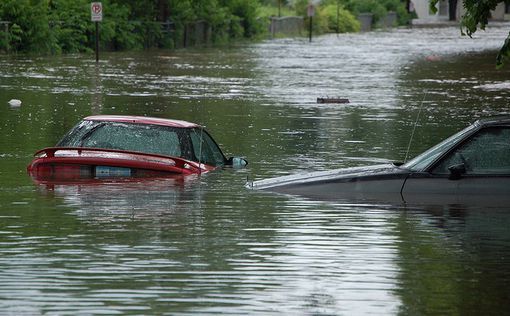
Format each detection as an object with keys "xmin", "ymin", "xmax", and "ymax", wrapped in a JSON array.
[{"xmin": 249, "ymin": 163, "xmax": 409, "ymax": 190}]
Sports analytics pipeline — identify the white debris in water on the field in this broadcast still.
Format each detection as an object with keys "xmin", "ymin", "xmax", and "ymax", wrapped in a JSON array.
[
  {"xmin": 8, "ymin": 99, "xmax": 21, "ymax": 107},
  {"xmin": 474, "ymin": 81, "xmax": 510, "ymax": 91}
]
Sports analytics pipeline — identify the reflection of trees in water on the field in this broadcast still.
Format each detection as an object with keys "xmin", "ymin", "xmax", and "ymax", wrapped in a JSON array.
[{"xmin": 394, "ymin": 205, "xmax": 510, "ymax": 315}]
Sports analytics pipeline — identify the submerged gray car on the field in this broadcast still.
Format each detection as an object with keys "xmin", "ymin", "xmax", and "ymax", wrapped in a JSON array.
[{"xmin": 250, "ymin": 116, "xmax": 510, "ymax": 204}]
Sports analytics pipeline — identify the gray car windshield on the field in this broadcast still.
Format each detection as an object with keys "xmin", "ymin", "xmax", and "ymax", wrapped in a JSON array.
[
  {"xmin": 402, "ymin": 124, "xmax": 476, "ymax": 172},
  {"xmin": 57, "ymin": 120, "xmax": 226, "ymax": 166}
]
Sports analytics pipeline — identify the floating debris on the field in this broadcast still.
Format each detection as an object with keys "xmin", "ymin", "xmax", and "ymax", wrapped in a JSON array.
[
  {"xmin": 317, "ymin": 97, "xmax": 350, "ymax": 104},
  {"xmin": 8, "ymin": 99, "xmax": 22, "ymax": 107},
  {"xmin": 425, "ymin": 55, "xmax": 441, "ymax": 62}
]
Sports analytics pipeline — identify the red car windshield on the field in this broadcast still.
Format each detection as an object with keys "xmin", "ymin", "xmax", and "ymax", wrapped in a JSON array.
[{"xmin": 57, "ymin": 120, "xmax": 227, "ymax": 166}]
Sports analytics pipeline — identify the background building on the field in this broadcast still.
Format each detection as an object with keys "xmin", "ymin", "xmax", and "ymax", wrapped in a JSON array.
[{"xmin": 411, "ymin": 0, "xmax": 510, "ymax": 25}]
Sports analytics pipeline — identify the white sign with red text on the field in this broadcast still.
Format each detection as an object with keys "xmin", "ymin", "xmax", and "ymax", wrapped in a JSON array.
[
  {"xmin": 307, "ymin": 4, "xmax": 315, "ymax": 17},
  {"xmin": 91, "ymin": 2, "xmax": 103, "ymax": 22}
]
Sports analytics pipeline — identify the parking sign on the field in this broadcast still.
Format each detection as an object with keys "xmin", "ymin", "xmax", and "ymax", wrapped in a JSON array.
[
  {"xmin": 91, "ymin": 2, "xmax": 103, "ymax": 22},
  {"xmin": 307, "ymin": 4, "xmax": 315, "ymax": 17}
]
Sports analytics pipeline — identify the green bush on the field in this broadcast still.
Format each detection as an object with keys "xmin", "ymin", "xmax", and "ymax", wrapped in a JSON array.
[
  {"xmin": 48, "ymin": 0, "xmax": 92, "ymax": 54},
  {"xmin": 294, "ymin": 0, "xmax": 360, "ymax": 35},
  {"xmin": 0, "ymin": 0, "xmax": 53, "ymax": 53},
  {"xmin": 345, "ymin": 0, "xmax": 410, "ymax": 27},
  {"xmin": 0, "ymin": 0, "xmax": 268, "ymax": 54},
  {"xmin": 320, "ymin": 4, "xmax": 360, "ymax": 33},
  {"xmin": 257, "ymin": 4, "xmax": 295, "ymax": 19},
  {"xmin": 227, "ymin": 0, "xmax": 263, "ymax": 38},
  {"xmin": 346, "ymin": 0, "xmax": 387, "ymax": 27},
  {"xmin": 383, "ymin": 0, "xmax": 412, "ymax": 25}
]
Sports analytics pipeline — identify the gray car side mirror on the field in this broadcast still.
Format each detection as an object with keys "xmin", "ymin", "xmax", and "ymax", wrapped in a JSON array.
[
  {"xmin": 448, "ymin": 163, "xmax": 466, "ymax": 180},
  {"xmin": 227, "ymin": 157, "xmax": 248, "ymax": 168}
]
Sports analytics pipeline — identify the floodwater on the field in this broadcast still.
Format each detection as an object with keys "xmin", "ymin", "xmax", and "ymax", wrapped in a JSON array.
[{"xmin": 1, "ymin": 25, "xmax": 510, "ymax": 314}]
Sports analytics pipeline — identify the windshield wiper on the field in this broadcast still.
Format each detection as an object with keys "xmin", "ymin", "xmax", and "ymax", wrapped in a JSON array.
[{"xmin": 78, "ymin": 122, "xmax": 106, "ymax": 146}]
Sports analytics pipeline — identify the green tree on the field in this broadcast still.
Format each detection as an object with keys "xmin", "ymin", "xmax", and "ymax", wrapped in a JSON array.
[
  {"xmin": 430, "ymin": 0, "xmax": 510, "ymax": 68},
  {"xmin": 47, "ymin": 0, "xmax": 92, "ymax": 54},
  {"xmin": 0, "ymin": 0, "xmax": 53, "ymax": 53},
  {"xmin": 223, "ymin": 0, "xmax": 262, "ymax": 38}
]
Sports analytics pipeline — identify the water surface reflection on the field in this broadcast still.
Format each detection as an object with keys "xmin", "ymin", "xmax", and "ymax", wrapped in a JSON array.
[{"xmin": 395, "ymin": 204, "xmax": 510, "ymax": 315}]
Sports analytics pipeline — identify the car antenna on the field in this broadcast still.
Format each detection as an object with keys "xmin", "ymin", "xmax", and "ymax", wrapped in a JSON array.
[
  {"xmin": 404, "ymin": 90, "xmax": 427, "ymax": 163},
  {"xmin": 246, "ymin": 175, "xmax": 253, "ymax": 189}
]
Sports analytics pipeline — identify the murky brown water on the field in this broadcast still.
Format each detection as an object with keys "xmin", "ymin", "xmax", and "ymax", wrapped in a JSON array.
[{"xmin": 1, "ymin": 25, "xmax": 510, "ymax": 314}]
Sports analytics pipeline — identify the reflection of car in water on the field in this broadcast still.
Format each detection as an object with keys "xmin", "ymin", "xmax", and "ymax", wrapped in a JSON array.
[
  {"xmin": 250, "ymin": 116, "xmax": 510, "ymax": 204},
  {"xmin": 27, "ymin": 115, "xmax": 247, "ymax": 182},
  {"xmin": 39, "ymin": 177, "xmax": 206, "ymax": 221}
]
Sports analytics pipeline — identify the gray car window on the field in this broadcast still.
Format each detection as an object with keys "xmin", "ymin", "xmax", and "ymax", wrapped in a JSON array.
[
  {"xmin": 190, "ymin": 128, "xmax": 226, "ymax": 167},
  {"xmin": 432, "ymin": 127, "xmax": 510, "ymax": 174}
]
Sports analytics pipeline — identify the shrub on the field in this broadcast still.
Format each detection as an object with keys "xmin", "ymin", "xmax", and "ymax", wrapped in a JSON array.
[
  {"xmin": 0, "ymin": 0, "xmax": 53, "ymax": 53},
  {"xmin": 294, "ymin": 0, "xmax": 360, "ymax": 34},
  {"xmin": 382, "ymin": 0, "xmax": 412, "ymax": 25},
  {"xmin": 346, "ymin": 0, "xmax": 387, "ymax": 27},
  {"xmin": 320, "ymin": 4, "xmax": 360, "ymax": 33},
  {"xmin": 345, "ymin": 0, "xmax": 411, "ymax": 27}
]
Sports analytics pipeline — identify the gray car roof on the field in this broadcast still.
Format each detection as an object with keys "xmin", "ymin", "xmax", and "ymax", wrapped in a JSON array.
[{"xmin": 475, "ymin": 115, "xmax": 510, "ymax": 126}]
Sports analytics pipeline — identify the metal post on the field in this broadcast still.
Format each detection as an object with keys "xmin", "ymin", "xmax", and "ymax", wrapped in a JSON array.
[
  {"xmin": 309, "ymin": 16, "xmax": 312, "ymax": 42},
  {"xmin": 95, "ymin": 21, "xmax": 99, "ymax": 62},
  {"xmin": 307, "ymin": 4, "xmax": 314, "ymax": 42},
  {"xmin": 5, "ymin": 22, "xmax": 8, "ymax": 51},
  {"xmin": 336, "ymin": 0, "xmax": 340, "ymax": 35},
  {"xmin": 270, "ymin": 17, "xmax": 275, "ymax": 39}
]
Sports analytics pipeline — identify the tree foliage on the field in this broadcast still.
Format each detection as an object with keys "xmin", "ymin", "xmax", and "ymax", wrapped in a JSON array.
[
  {"xmin": 0, "ymin": 0, "xmax": 265, "ymax": 53},
  {"xmin": 344, "ymin": 0, "xmax": 412, "ymax": 27},
  {"xmin": 320, "ymin": 4, "xmax": 361, "ymax": 33},
  {"xmin": 430, "ymin": 0, "xmax": 510, "ymax": 68},
  {"xmin": 0, "ymin": 0, "xmax": 411, "ymax": 54}
]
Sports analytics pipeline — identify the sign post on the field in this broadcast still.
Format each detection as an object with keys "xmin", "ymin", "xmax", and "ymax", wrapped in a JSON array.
[
  {"xmin": 336, "ymin": 0, "xmax": 340, "ymax": 35},
  {"xmin": 307, "ymin": 4, "xmax": 315, "ymax": 42},
  {"xmin": 90, "ymin": 2, "xmax": 102, "ymax": 62}
]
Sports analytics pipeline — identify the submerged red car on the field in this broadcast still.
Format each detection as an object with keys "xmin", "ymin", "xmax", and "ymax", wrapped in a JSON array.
[{"xmin": 27, "ymin": 115, "xmax": 247, "ymax": 182}]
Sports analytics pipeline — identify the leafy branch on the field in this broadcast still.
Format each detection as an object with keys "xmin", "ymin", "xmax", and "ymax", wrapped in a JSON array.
[{"xmin": 430, "ymin": 0, "xmax": 510, "ymax": 68}]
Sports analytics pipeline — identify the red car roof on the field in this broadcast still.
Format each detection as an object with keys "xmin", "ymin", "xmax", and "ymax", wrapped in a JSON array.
[{"xmin": 84, "ymin": 115, "xmax": 200, "ymax": 128}]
